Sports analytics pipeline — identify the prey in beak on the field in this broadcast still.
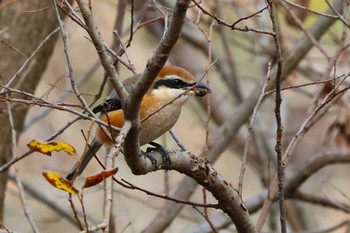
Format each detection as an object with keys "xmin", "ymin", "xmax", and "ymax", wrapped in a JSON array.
[{"xmin": 187, "ymin": 82, "xmax": 211, "ymax": 97}]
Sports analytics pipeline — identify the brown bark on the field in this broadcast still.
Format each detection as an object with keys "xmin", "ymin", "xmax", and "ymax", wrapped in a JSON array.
[{"xmin": 0, "ymin": 0, "xmax": 60, "ymax": 221}]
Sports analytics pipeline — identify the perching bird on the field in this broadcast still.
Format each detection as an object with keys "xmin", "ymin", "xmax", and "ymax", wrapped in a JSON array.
[{"xmin": 66, "ymin": 66, "xmax": 211, "ymax": 181}]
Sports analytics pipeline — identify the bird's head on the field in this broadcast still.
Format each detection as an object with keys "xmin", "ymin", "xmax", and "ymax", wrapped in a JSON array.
[{"xmin": 150, "ymin": 66, "xmax": 211, "ymax": 102}]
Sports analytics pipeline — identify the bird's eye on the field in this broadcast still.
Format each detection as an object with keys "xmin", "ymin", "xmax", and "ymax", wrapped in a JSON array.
[
  {"xmin": 170, "ymin": 78, "xmax": 182, "ymax": 87},
  {"xmin": 154, "ymin": 76, "xmax": 195, "ymax": 89}
]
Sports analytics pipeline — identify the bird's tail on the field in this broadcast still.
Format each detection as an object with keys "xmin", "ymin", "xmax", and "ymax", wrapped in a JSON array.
[{"xmin": 66, "ymin": 138, "xmax": 103, "ymax": 181}]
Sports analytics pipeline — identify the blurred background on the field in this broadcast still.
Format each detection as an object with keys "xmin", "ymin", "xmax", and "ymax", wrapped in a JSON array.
[{"xmin": 1, "ymin": 0, "xmax": 350, "ymax": 232}]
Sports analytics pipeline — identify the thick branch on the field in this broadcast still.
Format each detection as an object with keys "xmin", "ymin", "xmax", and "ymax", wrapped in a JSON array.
[
  {"xmin": 123, "ymin": 0, "xmax": 192, "ymax": 174},
  {"xmin": 187, "ymin": 151, "xmax": 350, "ymax": 233},
  {"xmin": 137, "ymin": 150, "xmax": 256, "ymax": 233}
]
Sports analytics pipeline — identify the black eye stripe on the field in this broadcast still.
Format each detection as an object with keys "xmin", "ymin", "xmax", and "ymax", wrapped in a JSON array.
[{"xmin": 154, "ymin": 77, "xmax": 196, "ymax": 89}]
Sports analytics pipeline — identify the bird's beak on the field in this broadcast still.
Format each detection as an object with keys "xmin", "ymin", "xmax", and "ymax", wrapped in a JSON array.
[{"xmin": 189, "ymin": 82, "xmax": 211, "ymax": 97}]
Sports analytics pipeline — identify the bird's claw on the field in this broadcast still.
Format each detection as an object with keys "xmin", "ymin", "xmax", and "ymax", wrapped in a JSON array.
[
  {"xmin": 146, "ymin": 142, "xmax": 171, "ymax": 171},
  {"xmin": 143, "ymin": 150, "xmax": 158, "ymax": 170}
]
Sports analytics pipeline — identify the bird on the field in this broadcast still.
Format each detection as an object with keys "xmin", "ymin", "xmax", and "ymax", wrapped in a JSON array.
[{"xmin": 66, "ymin": 66, "xmax": 211, "ymax": 181}]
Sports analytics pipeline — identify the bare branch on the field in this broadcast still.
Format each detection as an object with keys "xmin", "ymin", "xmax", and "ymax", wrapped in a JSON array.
[
  {"xmin": 266, "ymin": 1, "xmax": 286, "ymax": 232},
  {"xmin": 75, "ymin": 0, "xmax": 128, "ymax": 104},
  {"xmin": 238, "ymin": 62, "xmax": 272, "ymax": 195},
  {"xmin": 0, "ymin": 27, "xmax": 59, "ymax": 94},
  {"xmin": 191, "ymin": 0, "xmax": 275, "ymax": 36}
]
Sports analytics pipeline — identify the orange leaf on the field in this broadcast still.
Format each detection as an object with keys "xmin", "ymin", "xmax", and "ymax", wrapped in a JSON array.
[
  {"xmin": 42, "ymin": 172, "xmax": 78, "ymax": 194},
  {"xmin": 334, "ymin": 104, "xmax": 350, "ymax": 150},
  {"xmin": 318, "ymin": 81, "xmax": 335, "ymax": 100},
  {"xmin": 285, "ymin": 0, "xmax": 310, "ymax": 28},
  {"xmin": 27, "ymin": 140, "xmax": 76, "ymax": 156},
  {"xmin": 82, "ymin": 168, "xmax": 118, "ymax": 189}
]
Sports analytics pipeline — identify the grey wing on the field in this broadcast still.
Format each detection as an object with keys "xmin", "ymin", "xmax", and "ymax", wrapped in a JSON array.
[
  {"xmin": 92, "ymin": 90, "xmax": 122, "ymax": 114},
  {"xmin": 92, "ymin": 74, "xmax": 140, "ymax": 114}
]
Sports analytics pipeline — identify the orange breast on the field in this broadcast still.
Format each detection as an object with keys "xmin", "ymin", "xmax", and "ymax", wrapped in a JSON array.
[
  {"xmin": 96, "ymin": 94, "xmax": 181, "ymax": 145},
  {"xmin": 96, "ymin": 99, "xmax": 148, "ymax": 144},
  {"xmin": 96, "ymin": 110, "xmax": 124, "ymax": 144}
]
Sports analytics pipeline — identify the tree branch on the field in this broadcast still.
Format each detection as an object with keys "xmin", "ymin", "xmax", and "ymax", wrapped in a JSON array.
[{"xmin": 123, "ymin": 0, "xmax": 191, "ymax": 174}]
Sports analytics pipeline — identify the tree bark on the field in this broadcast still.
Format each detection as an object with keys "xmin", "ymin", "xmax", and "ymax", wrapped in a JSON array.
[{"xmin": 0, "ymin": 0, "xmax": 60, "ymax": 221}]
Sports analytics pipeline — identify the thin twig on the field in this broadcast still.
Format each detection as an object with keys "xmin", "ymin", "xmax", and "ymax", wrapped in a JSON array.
[
  {"xmin": 23, "ymin": 60, "xmax": 101, "ymax": 131},
  {"xmin": 265, "ymin": 74, "xmax": 350, "ymax": 95},
  {"xmin": 0, "ymin": 27, "xmax": 59, "ymax": 94},
  {"xmin": 0, "ymin": 86, "xmax": 121, "ymax": 133},
  {"xmin": 215, "ymin": 0, "xmax": 242, "ymax": 101},
  {"xmin": 267, "ymin": 0, "xmax": 286, "ymax": 232},
  {"xmin": 201, "ymin": 19, "xmax": 215, "ymax": 220},
  {"xmin": 52, "ymin": 0, "xmax": 97, "ymax": 119},
  {"xmin": 169, "ymin": 129, "xmax": 187, "ymax": 151},
  {"xmin": 257, "ymin": 85, "xmax": 350, "ymax": 230},
  {"xmin": 0, "ymin": 113, "xmax": 79, "ymax": 173},
  {"xmin": 282, "ymin": 0, "xmax": 339, "ymax": 19},
  {"xmin": 293, "ymin": 191, "xmax": 350, "ymax": 213},
  {"xmin": 58, "ymin": 2, "xmax": 86, "ymax": 29},
  {"xmin": 119, "ymin": 179, "xmax": 219, "ymax": 208},
  {"xmin": 0, "ymin": 39, "xmax": 28, "ymax": 58},
  {"xmin": 0, "ymin": 222, "xmax": 12, "ymax": 233},
  {"xmin": 193, "ymin": 207, "xmax": 219, "ymax": 233},
  {"xmin": 78, "ymin": 192, "xmax": 90, "ymax": 231},
  {"xmin": 280, "ymin": 1, "xmax": 330, "ymax": 60},
  {"xmin": 75, "ymin": 0, "xmax": 128, "ymax": 104},
  {"xmin": 288, "ymin": 219, "xmax": 350, "ymax": 233},
  {"xmin": 324, "ymin": 0, "xmax": 350, "ymax": 28},
  {"xmin": 113, "ymin": 30, "xmax": 133, "ymax": 67},
  {"xmin": 238, "ymin": 62, "xmax": 272, "ymax": 195},
  {"xmin": 7, "ymin": 101, "xmax": 40, "ymax": 233},
  {"xmin": 125, "ymin": 0, "xmax": 135, "ymax": 48},
  {"xmin": 0, "ymin": 86, "xmax": 118, "ymax": 173},
  {"xmin": 82, "ymin": 121, "xmax": 131, "ymax": 232},
  {"xmin": 55, "ymin": 0, "xmax": 118, "ymax": 144},
  {"xmin": 192, "ymin": 0, "xmax": 275, "ymax": 36}
]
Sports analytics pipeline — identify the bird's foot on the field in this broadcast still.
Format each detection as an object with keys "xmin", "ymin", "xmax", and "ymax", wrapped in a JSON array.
[
  {"xmin": 143, "ymin": 150, "xmax": 158, "ymax": 170},
  {"xmin": 145, "ymin": 142, "xmax": 171, "ymax": 171}
]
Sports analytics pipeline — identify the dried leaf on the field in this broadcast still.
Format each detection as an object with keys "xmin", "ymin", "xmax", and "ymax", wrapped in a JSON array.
[
  {"xmin": 82, "ymin": 168, "xmax": 118, "ymax": 189},
  {"xmin": 285, "ymin": 0, "xmax": 310, "ymax": 28},
  {"xmin": 318, "ymin": 80, "xmax": 335, "ymax": 100},
  {"xmin": 334, "ymin": 104, "xmax": 350, "ymax": 150},
  {"xmin": 27, "ymin": 139, "xmax": 76, "ymax": 156},
  {"xmin": 42, "ymin": 172, "xmax": 78, "ymax": 194}
]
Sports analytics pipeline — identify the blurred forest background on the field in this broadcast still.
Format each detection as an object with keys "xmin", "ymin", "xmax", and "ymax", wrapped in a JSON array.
[{"xmin": 0, "ymin": 0, "xmax": 350, "ymax": 232}]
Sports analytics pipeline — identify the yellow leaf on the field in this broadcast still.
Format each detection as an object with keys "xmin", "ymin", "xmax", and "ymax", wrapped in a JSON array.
[
  {"xmin": 42, "ymin": 172, "xmax": 78, "ymax": 194},
  {"xmin": 82, "ymin": 168, "xmax": 118, "ymax": 189},
  {"xmin": 27, "ymin": 140, "xmax": 76, "ymax": 156}
]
